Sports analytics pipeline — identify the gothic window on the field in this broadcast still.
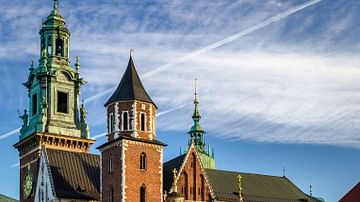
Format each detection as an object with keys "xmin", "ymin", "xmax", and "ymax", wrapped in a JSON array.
[
  {"xmin": 47, "ymin": 36, "xmax": 52, "ymax": 55},
  {"xmin": 200, "ymin": 174, "xmax": 205, "ymax": 200},
  {"xmin": 57, "ymin": 91, "xmax": 68, "ymax": 113},
  {"xmin": 140, "ymin": 184, "xmax": 146, "ymax": 202},
  {"xmin": 183, "ymin": 172, "xmax": 188, "ymax": 199},
  {"xmin": 108, "ymin": 113, "xmax": 114, "ymax": 133},
  {"xmin": 109, "ymin": 186, "xmax": 114, "ymax": 202},
  {"xmin": 192, "ymin": 153, "xmax": 197, "ymax": 200},
  {"xmin": 140, "ymin": 113, "xmax": 146, "ymax": 131},
  {"xmin": 123, "ymin": 111, "xmax": 128, "ymax": 130},
  {"xmin": 109, "ymin": 156, "xmax": 114, "ymax": 173},
  {"xmin": 32, "ymin": 93, "xmax": 37, "ymax": 116},
  {"xmin": 56, "ymin": 38, "xmax": 64, "ymax": 56},
  {"xmin": 140, "ymin": 152, "xmax": 146, "ymax": 170}
]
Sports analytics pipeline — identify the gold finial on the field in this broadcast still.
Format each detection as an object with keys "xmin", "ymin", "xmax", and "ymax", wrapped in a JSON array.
[
  {"xmin": 76, "ymin": 56, "xmax": 80, "ymax": 64},
  {"xmin": 27, "ymin": 163, "xmax": 31, "ymax": 171},
  {"xmin": 237, "ymin": 174, "xmax": 244, "ymax": 202},
  {"xmin": 172, "ymin": 168, "xmax": 178, "ymax": 183},
  {"xmin": 130, "ymin": 48, "xmax": 134, "ymax": 57}
]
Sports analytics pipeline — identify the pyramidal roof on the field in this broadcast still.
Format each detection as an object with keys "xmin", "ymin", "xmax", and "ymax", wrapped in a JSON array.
[{"xmin": 105, "ymin": 56, "xmax": 155, "ymax": 106}]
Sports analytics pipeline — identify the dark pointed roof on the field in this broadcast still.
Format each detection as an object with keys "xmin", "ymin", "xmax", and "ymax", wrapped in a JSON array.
[{"xmin": 105, "ymin": 56, "xmax": 155, "ymax": 107}]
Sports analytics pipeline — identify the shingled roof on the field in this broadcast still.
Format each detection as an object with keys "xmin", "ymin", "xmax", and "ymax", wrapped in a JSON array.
[
  {"xmin": 105, "ymin": 56, "xmax": 155, "ymax": 106},
  {"xmin": 205, "ymin": 169, "xmax": 320, "ymax": 202},
  {"xmin": 46, "ymin": 149, "xmax": 100, "ymax": 200}
]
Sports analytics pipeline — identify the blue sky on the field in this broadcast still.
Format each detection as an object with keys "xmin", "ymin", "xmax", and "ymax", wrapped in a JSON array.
[{"xmin": 0, "ymin": 0, "xmax": 360, "ymax": 201}]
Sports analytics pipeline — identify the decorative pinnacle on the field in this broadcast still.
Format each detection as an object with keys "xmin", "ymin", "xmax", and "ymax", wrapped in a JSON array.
[
  {"xmin": 237, "ymin": 174, "xmax": 244, "ymax": 202},
  {"xmin": 130, "ymin": 48, "xmax": 134, "ymax": 57},
  {"xmin": 194, "ymin": 78, "xmax": 199, "ymax": 103},
  {"xmin": 54, "ymin": 0, "xmax": 58, "ymax": 9},
  {"xmin": 172, "ymin": 168, "xmax": 178, "ymax": 184},
  {"xmin": 75, "ymin": 56, "xmax": 80, "ymax": 71},
  {"xmin": 29, "ymin": 60, "xmax": 35, "ymax": 71},
  {"xmin": 310, "ymin": 184, "xmax": 312, "ymax": 196}
]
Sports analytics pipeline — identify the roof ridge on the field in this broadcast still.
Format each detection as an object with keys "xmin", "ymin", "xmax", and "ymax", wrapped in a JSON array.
[{"xmin": 208, "ymin": 168, "xmax": 283, "ymax": 179}]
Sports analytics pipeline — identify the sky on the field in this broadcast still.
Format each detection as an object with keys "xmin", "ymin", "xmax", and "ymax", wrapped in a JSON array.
[{"xmin": 0, "ymin": 0, "xmax": 359, "ymax": 201}]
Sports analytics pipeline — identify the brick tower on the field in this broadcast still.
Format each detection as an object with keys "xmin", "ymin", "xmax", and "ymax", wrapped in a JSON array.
[
  {"xmin": 98, "ymin": 56, "xmax": 166, "ymax": 202},
  {"xmin": 13, "ymin": 1, "xmax": 94, "ymax": 201}
]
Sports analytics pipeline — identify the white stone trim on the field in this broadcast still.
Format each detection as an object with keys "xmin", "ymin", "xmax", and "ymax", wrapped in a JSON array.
[
  {"xmin": 114, "ymin": 103, "xmax": 120, "ymax": 132},
  {"xmin": 121, "ymin": 140, "xmax": 127, "ymax": 202},
  {"xmin": 34, "ymin": 147, "xmax": 57, "ymax": 202},
  {"xmin": 174, "ymin": 142, "xmax": 216, "ymax": 200}
]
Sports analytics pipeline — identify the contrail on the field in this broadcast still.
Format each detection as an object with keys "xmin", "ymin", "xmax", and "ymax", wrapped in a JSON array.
[
  {"xmin": 1, "ymin": 0, "xmax": 322, "ymax": 140},
  {"xmin": 91, "ymin": 102, "xmax": 189, "ymax": 139},
  {"xmin": 84, "ymin": 0, "xmax": 322, "ymax": 103},
  {"xmin": 0, "ymin": 128, "xmax": 20, "ymax": 140}
]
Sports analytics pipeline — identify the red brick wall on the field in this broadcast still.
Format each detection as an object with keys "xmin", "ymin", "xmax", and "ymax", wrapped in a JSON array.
[
  {"xmin": 176, "ymin": 149, "xmax": 212, "ymax": 201},
  {"xmin": 106, "ymin": 101, "xmax": 156, "ymax": 141},
  {"xmin": 19, "ymin": 149, "xmax": 40, "ymax": 202},
  {"xmin": 124, "ymin": 140, "xmax": 163, "ymax": 202},
  {"xmin": 101, "ymin": 143, "xmax": 122, "ymax": 202},
  {"xmin": 101, "ymin": 139, "xmax": 163, "ymax": 202}
]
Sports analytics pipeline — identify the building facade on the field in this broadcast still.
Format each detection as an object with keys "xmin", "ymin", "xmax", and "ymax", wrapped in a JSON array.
[{"xmin": 14, "ymin": 1, "xmax": 322, "ymax": 202}]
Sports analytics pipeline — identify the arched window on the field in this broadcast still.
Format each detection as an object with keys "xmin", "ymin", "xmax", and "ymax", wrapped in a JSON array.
[
  {"xmin": 192, "ymin": 153, "xmax": 197, "ymax": 200},
  {"xmin": 140, "ymin": 184, "xmax": 146, "ymax": 202},
  {"xmin": 140, "ymin": 152, "xmax": 146, "ymax": 170},
  {"xmin": 56, "ymin": 38, "xmax": 63, "ymax": 56},
  {"xmin": 183, "ymin": 172, "xmax": 188, "ymax": 199},
  {"xmin": 109, "ymin": 186, "xmax": 114, "ymax": 202},
  {"xmin": 140, "ymin": 113, "xmax": 145, "ymax": 131},
  {"xmin": 109, "ymin": 156, "xmax": 114, "ymax": 173},
  {"xmin": 47, "ymin": 36, "xmax": 52, "ymax": 56},
  {"xmin": 108, "ymin": 113, "xmax": 114, "ymax": 133},
  {"xmin": 200, "ymin": 174, "xmax": 205, "ymax": 200},
  {"xmin": 123, "ymin": 111, "xmax": 128, "ymax": 130}
]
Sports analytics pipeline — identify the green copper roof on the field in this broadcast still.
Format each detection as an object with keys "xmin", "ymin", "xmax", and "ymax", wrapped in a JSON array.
[
  {"xmin": 0, "ymin": 194, "xmax": 18, "ymax": 202},
  {"xmin": 105, "ymin": 56, "xmax": 155, "ymax": 106}
]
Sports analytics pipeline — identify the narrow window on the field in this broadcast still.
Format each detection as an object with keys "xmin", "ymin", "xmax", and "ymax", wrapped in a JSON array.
[
  {"xmin": 183, "ymin": 172, "xmax": 188, "ymax": 199},
  {"xmin": 140, "ymin": 184, "xmax": 146, "ymax": 202},
  {"xmin": 109, "ymin": 113, "xmax": 114, "ymax": 133},
  {"xmin": 47, "ymin": 36, "xmax": 52, "ymax": 55},
  {"xmin": 123, "ymin": 111, "xmax": 128, "ymax": 130},
  {"xmin": 140, "ymin": 113, "xmax": 145, "ymax": 131},
  {"xmin": 109, "ymin": 186, "xmax": 114, "ymax": 202},
  {"xmin": 56, "ymin": 38, "xmax": 63, "ymax": 56},
  {"xmin": 200, "ymin": 174, "xmax": 205, "ymax": 200},
  {"xmin": 32, "ymin": 93, "xmax": 37, "ymax": 115},
  {"xmin": 140, "ymin": 152, "xmax": 146, "ymax": 170},
  {"xmin": 109, "ymin": 156, "xmax": 113, "ymax": 173},
  {"xmin": 57, "ymin": 91, "xmax": 68, "ymax": 113}
]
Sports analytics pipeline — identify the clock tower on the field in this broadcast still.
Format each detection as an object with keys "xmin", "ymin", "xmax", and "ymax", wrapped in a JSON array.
[{"xmin": 14, "ymin": 1, "xmax": 94, "ymax": 201}]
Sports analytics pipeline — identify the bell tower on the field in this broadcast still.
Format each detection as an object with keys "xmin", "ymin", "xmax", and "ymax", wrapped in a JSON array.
[
  {"xmin": 98, "ymin": 55, "xmax": 166, "ymax": 202},
  {"xmin": 14, "ymin": 1, "xmax": 94, "ymax": 201}
]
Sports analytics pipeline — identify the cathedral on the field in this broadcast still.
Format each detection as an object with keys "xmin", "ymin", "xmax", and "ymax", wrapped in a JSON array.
[{"xmin": 13, "ymin": 2, "xmax": 322, "ymax": 202}]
